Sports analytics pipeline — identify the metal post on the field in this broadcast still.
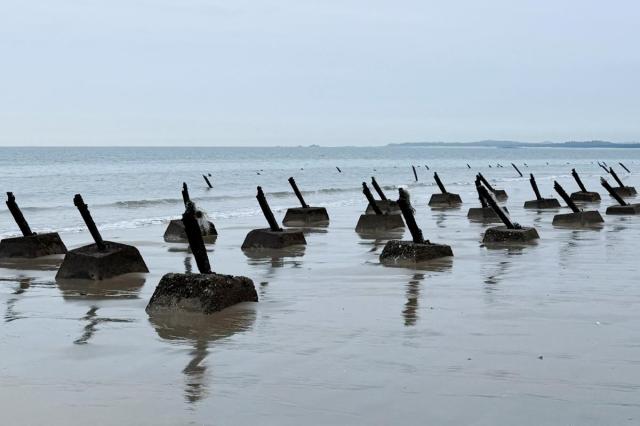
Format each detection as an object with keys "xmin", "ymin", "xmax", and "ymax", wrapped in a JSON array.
[
  {"xmin": 73, "ymin": 194, "xmax": 106, "ymax": 251},
  {"xmin": 512, "ymin": 163, "xmax": 523, "ymax": 177},
  {"xmin": 6, "ymin": 192, "xmax": 34, "ymax": 237},
  {"xmin": 553, "ymin": 181, "xmax": 581, "ymax": 213},
  {"xmin": 477, "ymin": 185, "xmax": 516, "ymax": 229},
  {"xmin": 363, "ymin": 183, "xmax": 383, "ymax": 215},
  {"xmin": 475, "ymin": 177, "xmax": 488, "ymax": 207},
  {"xmin": 529, "ymin": 174, "xmax": 542, "ymax": 200},
  {"xmin": 477, "ymin": 173, "xmax": 496, "ymax": 193},
  {"xmin": 571, "ymin": 169, "xmax": 588, "ymax": 192},
  {"xmin": 182, "ymin": 201, "xmax": 212, "ymax": 274},
  {"xmin": 619, "ymin": 162, "xmax": 631, "ymax": 173},
  {"xmin": 371, "ymin": 177, "xmax": 387, "ymax": 200},
  {"xmin": 609, "ymin": 168, "xmax": 625, "ymax": 188},
  {"xmin": 181, "ymin": 182, "xmax": 191, "ymax": 207},
  {"xmin": 256, "ymin": 187, "xmax": 282, "ymax": 232},
  {"xmin": 600, "ymin": 178, "xmax": 627, "ymax": 206},
  {"xmin": 433, "ymin": 172, "xmax": 448, "ymax": 194},
  {"xmin": 397, "ymin": 188, "xmax": 425, "ymax": 243},
  {"xmin": 288, "ymin": 177, "xmax": 309, "ymax": 208}
]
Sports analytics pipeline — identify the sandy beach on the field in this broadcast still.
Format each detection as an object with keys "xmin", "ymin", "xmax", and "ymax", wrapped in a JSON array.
[{"xmin": 1, "ymin": 147, "xmax": 639, "ymax": 425}]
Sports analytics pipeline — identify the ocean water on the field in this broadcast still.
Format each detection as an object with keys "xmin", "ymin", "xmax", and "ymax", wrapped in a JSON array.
[
  {"xmin": 1, "ymin": 146, "xmax": 638, "ymax": 237},
  {"xmin": 1, "ymin": 146, "xmax": 640, "ymax": 425}
]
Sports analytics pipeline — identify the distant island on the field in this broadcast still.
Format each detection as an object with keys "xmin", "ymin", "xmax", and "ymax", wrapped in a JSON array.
[{"xmin": 390, "ymin": 140, "xmax": 640, "ymax": 148}]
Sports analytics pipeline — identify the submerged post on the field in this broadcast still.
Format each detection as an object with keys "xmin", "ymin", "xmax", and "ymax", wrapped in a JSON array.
[
  {"xmin": 571, "ymin": 169, "xmax": 588, "ymax": 192},
  {"xmin": 512, "ymin": 163, "xmax": 523, "ymax": 177},
  {"xmin": 553, "ymin": 181, "xmax": 580, "ymax": 213},
  {"xmin": 182, "ymin": 202, "xmax": 212, "ymax": 274},
  {"xmin": 397, "ymin": 188, "xmax": 424, "ymax": 243},
  {"xmin": 412, "ymin": 165, "xmax": 418, "ymax": 182},
  {"xmin": 619, "ymin": 162, "xmax": 631, "ymax": 173},
  {"xmin": 256, "ymin": 187, "xmax": 282, "ymax": 232},
  {"xmin": 609, "ymin": 168, "xmax": 625, "ymax": 188},
  {"xmin": 433, "ymin": 172, "xmax": 447, "ymax": 194},
  {"xmin": 6, "ymin": 192, "xmax": 34, "ymax": 237},
  {"xmin": 181, "ymin": 182, "xmax": 191, "ymax": 206},
  {"xmin": 601, "ymin": 178, "xmax": 627, "ymax": 206},
  {"xmin": 288, "ymin": 177, "xmax": 309, "ymax": 208},
  {"xmin": 477, "ymin": 185, "xmax": 516, "ymax": 229},
  {"xmin": 529, "ymin": 174, "xmax": 542, "ymax": 200},
  {"xmin": 363, "ymin": 183, "xmax": 383, "ymax": 215},
  {"xmin": 371, "ymin": 177, "xmax": 387, "ymax": 200},
  {"xmin": 202, "ymin": 175, "xmax": 213, "ymax": 188},
  {"xmin": 73, "ymin": 194, "xmax": 106, "ymax": 251}
]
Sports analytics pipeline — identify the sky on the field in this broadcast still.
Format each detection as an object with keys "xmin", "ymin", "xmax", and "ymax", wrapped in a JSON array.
[{"xmin": 1, "ymin": 0, "xmax": 639, "ymax": 146}]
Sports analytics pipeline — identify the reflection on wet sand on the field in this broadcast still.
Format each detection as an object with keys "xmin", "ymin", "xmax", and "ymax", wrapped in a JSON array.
[
  {"xmin": 56, "ymin": 273, "xmax": 146, "ymax": 300},
  {"xmin": 380, "ymin": 255, "xmax": 453, "ymax": 272},
  {"xmin": 432, "ymin": 211, "xmax": 457, "ymax": 228},
  {"xmin": 148, "ymin": 305, "xmax": 256, "ymax": 404},
  {"xmin": 484, "ymin": 260, "xmax": 511, "ymax": 287},
  {"xmin": 358, "ymin": 237, "xmax": 395, "ymax": 254},
  {"xmin": 482, "ymin": 249, "xmax": 522, "ymax": 305},
  {"xmin": 558, "ymin": 229, "xmax": 581, "ymax": 267},
  {"xmin": 74, "ymin": 306, "xmax": 133, "ymax": 345},
  {"xmin": 298, "ymin": 227, "xmax": 329, "ymax": 235},
  {"xmin": 532, "ymin": 211, "xmax": 555, "ymax": 225},
  {"xmin": 4, "ymin": 277, "xmax": 31, "ymax": 323},
  {"xmin": 243, "ymin": 246, "xmax": 306, "ymax": 270},
  {"xmin": 356, "ymin": 230, "xmax": 404, "ymax": 244},
  {"xmin": 167, "ymin": 245, "xmax": 214, "ymax": 254},
  {"xmin": 558, "ymin": 228, "xmax": 602, "ymax": 268},
  {"xmin": 0, "ymin": 255, "xmax": 65, "ymax": 271},
  {"xmin": 403, "ymin": 273, "xmax": 425, "ymax": 326},
  {"xmin": 57, "ymin": 275, "xmax": 143, "ymax": 344},
  {"xmin": 482, "ymin": 237, "xmax": 539, "ymax": 251}
]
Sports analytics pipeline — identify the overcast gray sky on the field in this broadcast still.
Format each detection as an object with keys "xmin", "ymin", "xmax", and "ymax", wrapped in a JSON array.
[{"xmin": 1, "ymin": 0, "xmax": 638, "ymax": 146}]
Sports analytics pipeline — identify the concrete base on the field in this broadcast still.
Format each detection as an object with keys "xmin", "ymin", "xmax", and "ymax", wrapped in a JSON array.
[
  {"xmin": 365, "ymin": 200, "xmax": 401, "ymax": 215},
  {"xmin": 606, "ymin": 203, "xmax": 640, "ymax": 215},
  {"xmin": 282, "ymin": 207, "xmax": 330, "ymax": 227},
  {"xmin": 483, "ymin": 226, "xmax": 539, "ymax": 243},
  {"xmin": 241, "ymin": 228, "xmax": 306, "ymax": 249},
  {"xmin": 467, "ymin": 206, "xmax": 509, "ymax": 222},
  {"xmin": 428, "ymin": 193, "xmax": 462, "ymax": 207},
  {"xmin": 146, "ymin": 272, "xmax": 258, "ymax": 315},
  {"xmin": 0, "ymin": 233, "xmax": 67, "ymax": 258},
  {"xmin": 570, "ymin": 191, "xmax": 601, "ymax": 202},
  {"xmin": 380, "ymin": 240, "xmax": 453, "ymax": 264},
  {"xmin": 552, "ymin": 210, "xmax": 604, "ymax": 226},
  {"xmin": 355, "ymin": 214, "xmax": 405, "ymax": 233},
  {"xmin": 612, "ymin": 186, "xmax": 637, "ymax": 197},
  {"xmin": 523, "ymin": 198, "xmax": 562, "ymax": 209},
  {"xmin": 491, "ymin": 189, "xmax": 508, "ymax": 201},
  {"xmin": 163, "ymin": 219, "xmax": 217, "ymax": 243},
  {"xmin": 56, "ymin": 241, "xmax": 149, "ymax": 280}
]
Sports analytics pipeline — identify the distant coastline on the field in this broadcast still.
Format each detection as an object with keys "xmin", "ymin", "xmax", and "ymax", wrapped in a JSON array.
[{"xmin": 389, "ymin": 140, "xmax": 640, "ymax": 149}]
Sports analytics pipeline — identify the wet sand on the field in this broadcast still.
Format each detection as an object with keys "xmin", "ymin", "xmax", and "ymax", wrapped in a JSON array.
[{"xmin": 1, "ymin": 174, "xmax": 640, "ymax": 425}]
